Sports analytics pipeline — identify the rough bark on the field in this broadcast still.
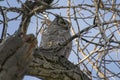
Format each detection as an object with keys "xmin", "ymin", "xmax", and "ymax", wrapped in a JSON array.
[
  {"xmin": 0, "ymin": 34, "xmax": 90, "ymax": 80},
  {"xmin": 27, "ymin": 48, "xmax": 90, "ymax": 80},
  {"xmin": 0, "ymin": 34, "xmax": 37, "ymax": 80}
]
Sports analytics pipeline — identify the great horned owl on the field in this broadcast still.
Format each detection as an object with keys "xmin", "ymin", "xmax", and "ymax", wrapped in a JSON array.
[{"xmin": 40, "ymin": 16, "xmax": 72, "ymax": 58}]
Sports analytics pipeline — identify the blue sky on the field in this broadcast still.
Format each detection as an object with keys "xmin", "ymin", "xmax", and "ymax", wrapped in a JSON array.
[{"xmin": 0, "ymin": 0, "xmax": 120, "ymax": 80}]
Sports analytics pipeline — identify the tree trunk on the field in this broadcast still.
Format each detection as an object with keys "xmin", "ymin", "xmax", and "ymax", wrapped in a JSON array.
[
  {"xmin": 0, "ymin": 34, "xmax": 90, "ymax": 80},
  {"xmin": 0, "ymin": 34, "xmax": 37, "ymax": 80},
  {"xmin": 27, "ymin": 48, "xmax": 90, "ymax": 80}
]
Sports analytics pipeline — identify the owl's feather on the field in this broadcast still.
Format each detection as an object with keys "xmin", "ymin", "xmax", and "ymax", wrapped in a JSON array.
[{"xmin": 40, "ymin": 16, "xmax": 72, "ymax": 59}]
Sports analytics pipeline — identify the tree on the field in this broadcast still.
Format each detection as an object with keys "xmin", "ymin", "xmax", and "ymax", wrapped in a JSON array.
[{"xmin": 0, "ymin": 0, "xmax": 120, "ymax": 80}]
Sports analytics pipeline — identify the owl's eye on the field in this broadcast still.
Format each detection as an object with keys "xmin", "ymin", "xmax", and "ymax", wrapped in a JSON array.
[
  {"xmin": 58, "ymin": 18, "xmax": 67, "ymax": 25},
  {"xmin": 57, "ymin": 17, "xmax": 69, "ymax": 30},
  {"xmin": 60, "ymin": 20, "xmax": 66, "ymax": 25}
]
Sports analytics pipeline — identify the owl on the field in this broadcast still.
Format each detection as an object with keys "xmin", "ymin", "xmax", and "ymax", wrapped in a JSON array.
[{"xmin": 40, "ymin": 16, "xmax": 72, "ymax": 59}]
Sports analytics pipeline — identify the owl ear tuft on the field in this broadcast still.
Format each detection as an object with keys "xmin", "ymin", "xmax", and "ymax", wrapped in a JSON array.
[
  {"xmin": 55, "ymin": 14, "xmax": 60, "ymax": 17},
  {"xmin": 55, "ymin": 15, "xmax": 62, "ymax": 19}
]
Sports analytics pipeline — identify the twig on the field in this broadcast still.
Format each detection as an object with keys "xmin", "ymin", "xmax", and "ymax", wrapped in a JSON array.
[{"xmin": 0, "ymin": 6, "xmax": 7, "ymax": 40}]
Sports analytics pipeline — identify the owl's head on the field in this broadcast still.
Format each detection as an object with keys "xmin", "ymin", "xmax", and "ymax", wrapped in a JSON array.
[{"xmin": 53, "ymin": 15, "xmax": 71, "ymax": 30}]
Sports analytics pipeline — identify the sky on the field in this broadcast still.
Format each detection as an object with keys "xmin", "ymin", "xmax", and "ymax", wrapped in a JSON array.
[{"xmin": 0, "ymin": 0, "xmax": 120, "ymax": 80}]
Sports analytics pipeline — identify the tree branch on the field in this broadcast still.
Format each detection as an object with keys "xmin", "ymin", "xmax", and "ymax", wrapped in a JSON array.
[
  {"xmin": 0, "ymin": 34, "xmax": 37, "ymax": 80},
  {"xmin": 27, "ymin": 48, "xmax": 90, "ymax": 80}
]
